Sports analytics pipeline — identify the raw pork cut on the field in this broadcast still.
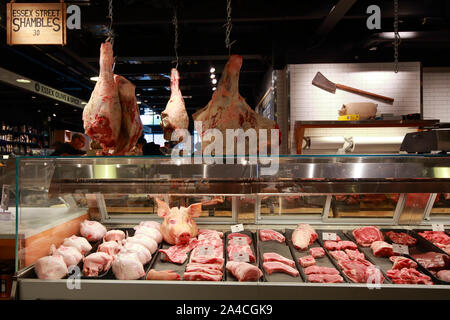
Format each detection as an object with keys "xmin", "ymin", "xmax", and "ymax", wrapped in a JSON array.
[
  {"xmin": 97, "ymin": 241, "xmax": 121, "ymax": 256},
  {"xmin": 159, "ymin": 238, "xmax": 198, "ymax": 264},
  {"xmin": 263, "ymin": 261, "xmax": 299, "ymax": 277},
  {"xmin": 226, "ymin": 261, "xmax": 263, "ymax": 282},
  {"xmin": 185, "ymin": 265, "xmax": 223, "ymax": 276},
  {"xmin": 186, "ymin": 263, "xmax": 223, "ymax": 271},
  {"xmin": 309, "ymin": 247, "xmax": 325, "ymax": 258},
  {"xmin": 193, "ymin": 54, "xmax": 279, "ymax": 155},
  {"xmin": 227, "ymin": 233, "xmax": 252, "ymax": 245},
  {"xmin": 371, "ymin": 241, "xmax": 394, "ymax": 257},
  {"xmin": 104, "ymin": 230, "xmax": 126, "ymax": 243},
  {"xmin": 161, "ymin": 68, "xmax": 189, "ymax": 141},
  {"xmin": 112, "ymin": 252, "xmax": 145, "ymax": 280},
  {"xmin": 338, "ymin": 259, "xmax": 385, "ymax": 284},
  {"xmin": 304, "ymin": 266, "xmax": 340, "ymax": 275},
  {"xmin": 198, "ymin": 229, "xmax": 223, "ymax": 238},
  {"xmin": 120, "ymin": 242, "xmax": 152, "ymax": 264},
  {"xmin": 259, "ymin": 230, "xmax": 285, "ymax": 243},
  {"xmin": 352, "ymin": 226, "xmax": 384, "ymax": 247},
  {"xmin": 298, "ymin": 255, "xmax": 316, "ymax": 268},
  {"xmin": 35, "ymin": 255, "xmax": 68, "ymax": 280},
  {"xmin": 385, "ymin": 231, "xmax": 417, "ymax": 246},
  {"xmin": 133, "ymin": 225, "xmax": 163, "ymax": 244},
  {"xmin": 411, "ymin": 252, "xmax": 450, "ymax": 271},
  {"xmin": 389, "ymin": 256, "xmax": 418, "ymax": 270},
  {"xmin": 83, "ymin": 252, "xmax": 113, "ymax": 277},
  {"xmin": 80, "ymin": 220, "xmax": 107, "ymax": 242},
  {"xmin": 345, "ymin": 249, "xmax": 365, "ymax": 260},
  {"xmin": 63, "ymin": 236, "xmax": 92, "ymax": 255},
  {"xmin": 139, "ymin": 221, "xmax": 161, "ymax": 231},
  {"xmin": 437, "ymin": 270, "xmax": 450, "ymax": 282},
  {"xmin": 330, "ymin": 250, "xmax": 349, "ymax": 261},
  {"xmin": 113, "ymin": 75, "xmax": 143, "ymax": 154},
  {"xmin": 50, "ymin": 244, "xmax": 83, "ymax": 267},
  {"xmin": 307, "ymin": 274, "xmax": 343, "ymax": 283},
  {"xmin": 146, "ymin": 269, "xmax": 181, "ymax": 280},
  {"xmin": 386, "ymin": 268, "xmax": 433, "ymax": 285},
  {"xmin": 125, "ymin": 235, "xmax": 158, "ymax": 254},
  {"xmin": 183, "ymin": 271, "xmax": 223, "ymax": 281},
  {"xmin": 292, "ymin": 224, "xmax": 318, "ymax": 251},
  {"xmin": 83, "ymin": 42, "xmax": 122, "ymax": 150},
  {"xmin": 263, "ymin": 252, "xmax": 295, "ymax": 267}
]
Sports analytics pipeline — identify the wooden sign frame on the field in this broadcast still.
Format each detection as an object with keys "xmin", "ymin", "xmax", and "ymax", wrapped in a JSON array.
[{"xmin": 7, "ymin": 1, "xmax": 67, "ymax": 46}]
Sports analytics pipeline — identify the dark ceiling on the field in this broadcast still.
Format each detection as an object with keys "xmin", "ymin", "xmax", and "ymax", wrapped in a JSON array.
[{"xmin": 0, "ymin": 0, "xmax": 450, "ymax": 132}]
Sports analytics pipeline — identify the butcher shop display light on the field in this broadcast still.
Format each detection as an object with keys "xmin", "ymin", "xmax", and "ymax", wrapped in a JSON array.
[{"xmin": 6, "ymin": 1, "xmax": 67, "ymax": 45}]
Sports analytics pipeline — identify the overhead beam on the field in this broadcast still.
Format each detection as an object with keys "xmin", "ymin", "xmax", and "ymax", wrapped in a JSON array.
[{"xmin": 310, "ymin": 0, "xmax": 358, "ymax": 48}]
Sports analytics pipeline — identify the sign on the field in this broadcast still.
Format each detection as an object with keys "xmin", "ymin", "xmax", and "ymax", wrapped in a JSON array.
[
  {"xmin": 322, "ymin": 232, "xmax": 337, "ymax": 241},
  {"xmin": 432, "ymin": 224, "xmax": 445, "ymax": 232},
  {"xmin": 231, "ymin": 224, "xmax": 244, "ymax": 233},
  {"xmin": 0, "ymin": 67, "xmax": 87, "ymax": 108},
  {"xmin": 232, "ymin": 252, "xmax": 249, "ymax": 263},
  {"xmin": 7, "ymin": 2, "xmax": 67, "ymax": 45},
  {"xmin": 392, "ymin": 244, "xmax": 409, "ymax": 255}
]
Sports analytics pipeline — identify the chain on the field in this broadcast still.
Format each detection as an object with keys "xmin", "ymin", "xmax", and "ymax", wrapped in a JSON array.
[
  {"xmin": 172, "ymin": 7, "xmax": 179, "ymax": 69},
  {"xmin": 106, "ymin": 0, "xmax": 114, "ymax": 47},
  {"xmin": 224, "ymin": 0, "xmax": 236, "ymax": 55},
  {"xmin": 393, "ymin": 0, "xmax": 401, "ymax": 73}
]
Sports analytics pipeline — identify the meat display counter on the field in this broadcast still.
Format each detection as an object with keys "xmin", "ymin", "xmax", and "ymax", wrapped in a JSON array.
[{"xmin": 11, "ymin": 155, "xmax": 450, "ymax": 300}]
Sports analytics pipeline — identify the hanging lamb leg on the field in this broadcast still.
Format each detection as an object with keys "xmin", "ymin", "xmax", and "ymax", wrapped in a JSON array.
[
  {"xmin": 193, "ymin": 54, "xmax": 279, "ymax": 155},
  {"xmin": 114, "ymin": 75, "xmax": 143, "ymax": 155},
  {"xmin": 161, "ymin": 68, "xmax": 189, "ymax": 141},
  {"xmin": 82, "ymin": 42, "xmax": 122, "ymax": 152}
]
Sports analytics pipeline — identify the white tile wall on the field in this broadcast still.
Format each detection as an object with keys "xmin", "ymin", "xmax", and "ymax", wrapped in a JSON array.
[
  {"xmin": 289, "ymin": 62, "xmax": 421, "ymax": 153},
  {"xmin": 423, "ymin": 67, "xmax": 450, "ymax": 123}
]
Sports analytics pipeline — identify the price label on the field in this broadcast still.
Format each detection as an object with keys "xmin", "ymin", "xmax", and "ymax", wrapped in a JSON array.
[
  {"xmin": 232, "ymin": 252, "xmax": 249, "ymax": 262},
  {"xmin": 322, "ymin": 232, "xmax": 337, "ymax": 241},
  {"xmin": 231, "ymin": 224, "xmax": 244, "ymax": 233},
  {"xmin": 232, "ymin": 237, "xmax": 247, "ymax": 246},
  {"xmin": 197, "ymin": 246, "xmax": 214, "ymax": 257},
  {"xmin": 1, "ymin": 185, "xmax": 10, "ymax": 211},
  {"xmin": 0, "ymin": 212, "xmax": 12, "ymax": 221},
  {"xmin": 393, "ymin": 244, "xmax": 409, "ymax": 255},
  {"xmin": 432, "ymin": 224, "xmax": 445, "ymax": 232}
]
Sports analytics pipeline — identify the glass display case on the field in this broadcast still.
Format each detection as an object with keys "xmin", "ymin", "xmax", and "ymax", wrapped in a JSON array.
[{"xmin": 11, "ymin": 155, "xmax": 450, "ymax": 300}]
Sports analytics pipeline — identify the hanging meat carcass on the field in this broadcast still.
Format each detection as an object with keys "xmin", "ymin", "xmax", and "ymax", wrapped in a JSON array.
[
  {"xmin": 114, "ymin": 75, "xmax": 143, "ymax": 154},
  {"xmin": 193, "ymin": 55, "xmax": 279, "ymax": 155},
  {"xmin": 161, "ymin": 68, "xmax": 189, "ymax": 141},
  {"xmin": 83, "ymin": 42, "xmax": 122, "ymax": 150},
  {"xmin": 83, "ymin": 42, "xmax": 143, "ymax": 155}
]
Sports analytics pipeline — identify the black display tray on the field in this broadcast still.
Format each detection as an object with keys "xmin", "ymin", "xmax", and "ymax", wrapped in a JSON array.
[
  {"xmin": 379, "ymin": 229, "xmax": 450, "ymax": 285},
  {"xmin": 379, "ymin": 228, "xmax": 447, "ymax": 285},
  {"xmin": 224, "ymin": 230, "xmax": 259, "ymax": 282},
  {"xmin": 285, "ymin": 229, "xmax": 349, "ymax": 283},
  {"xmin": 257, "ymin": 229, "xmax": 302, "ymax": 283}
]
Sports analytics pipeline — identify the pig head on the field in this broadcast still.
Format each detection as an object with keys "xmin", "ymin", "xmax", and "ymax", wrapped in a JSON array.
[{"xmin": 156, "ymin": 198, "xmax": 202, "ymax": 245}]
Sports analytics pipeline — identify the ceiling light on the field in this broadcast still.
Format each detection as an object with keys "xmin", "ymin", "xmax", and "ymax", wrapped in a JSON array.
[
  {"xmin": 81, "ymin": 102, "xmax": 87, "ymax": 105},
  {"xmin": 16, "ymin": 78, "xmax": 31, "ymax": 83},
  {"xmin": 137, "ymin": 93, "xmax": 141, "ymax": 96},
  {"xmin": 137, "ymin": 101, "xmax": 142, "ymax": 104},
  {"xmin": 379, "ymin": 31, "xmax": 418, "ymax": 39},
  {"xmin": 89, "ymin": 76, "xmax": 99, "ymax": 82},
  {"xmin": 369, "ymin": 46, "xmax": 377, "ymax": 51},
  {"xmin": 53, "ymin": 113, "xmax": 56, "ymax": 117},
  {"xmin": 32, "ymin": 96, "xmax": 36, "ymax": 99},
  {"xmin": 210, "ymin": 67, "xmax": 215, "ymax": 73},
  {"xmin": 144, "ymin": 100, "xmax": 148, "ymax": 102},
  {"xmin": 210, "ymin": 74, "xmax": 215, "ymax": 79},
  {"xmin": 212, "ymin": 79, "xmax": 217, "ymax": 84},
  {"xmin": 55, "ymin": 103, "xmax": 59, "ymax": 106},
  {"xmin": 37, "ymin": 109, "xmax": 41, "ymax": 113},
  {"xmin": 212, "ymin": 87, "xmax": 216, "ymax": 91}
]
